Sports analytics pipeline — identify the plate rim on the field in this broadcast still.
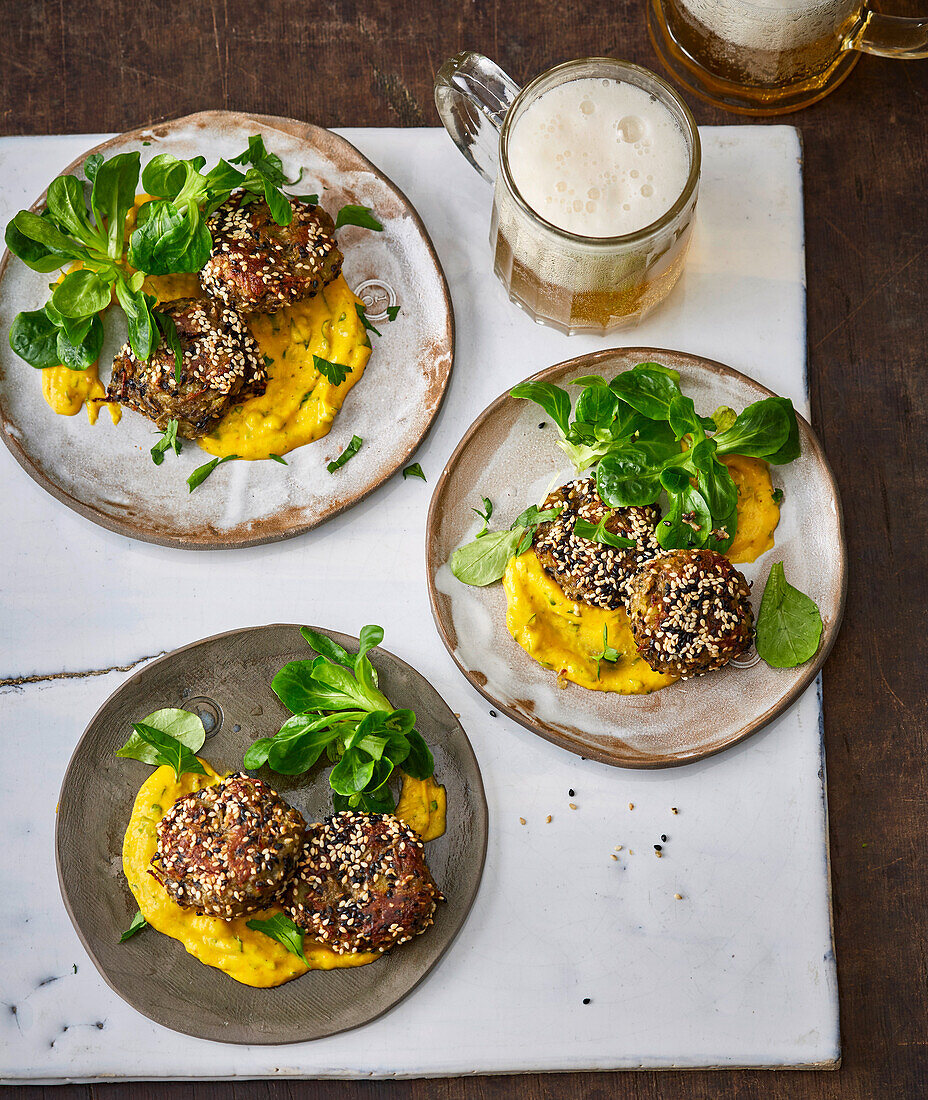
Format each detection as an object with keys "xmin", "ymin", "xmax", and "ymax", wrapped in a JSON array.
[
  {"xmin": 0, "ymin": 110, "xmax": 456, "ymax": 550},
  {"xmin": 54, "ymin": 622, "xmax": 488, "ymax": 1045},
  {"xmin": 425, "ymin": 346, "xmax": 847, "ymax": 769}
]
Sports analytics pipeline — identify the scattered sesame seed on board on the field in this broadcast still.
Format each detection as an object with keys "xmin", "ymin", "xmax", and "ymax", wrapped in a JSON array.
[
  {"xmin": 614, "ymin": 845, "xmax": 623, "ymax": 851},
  {"xmin": 569, "ymin": 803, "xmax": 577, "ymax": 810},
  {"xmin": 628, "ymin": 802, "xmax": 634, "ymax": 810},
  {"xmin": 674, "ymin": 893, "xmax": 683, "ymax": 900},
  {"xmin": 519, "ymin": 817, "xmax": 526, "ymax": 826},
  {"xmin": 546, "ymin": 815, "xmax": 552, "ymax": 823},
  {"xmin": 655, "ymin": 850, "xmax": 663, "ymax": 858},
  {"xmin": 671, "ymin": 807, "xmax": 679, "ymax": 814},
  {"xmin": 610, "ymin": 854, "xmax": 618, "ymax": 861}
]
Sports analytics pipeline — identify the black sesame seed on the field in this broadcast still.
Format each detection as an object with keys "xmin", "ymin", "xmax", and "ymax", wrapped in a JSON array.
[{"xmin": 582, "ymin": 998, "xmax": 591, "ymax": 1005}]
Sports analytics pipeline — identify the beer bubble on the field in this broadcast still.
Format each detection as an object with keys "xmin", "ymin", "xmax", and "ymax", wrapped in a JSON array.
[
  {"xmin": 573, "ymin": 199, "xmax": 583, "ymax": 212},
  {"xmin": 630, "ymin": 169, "xmax": 639, "ymax": 179},
  {"xmin": 617, "ymin": 115, "xmax": 644, "ymax": 143},
  {"xmin": 641, "ymin": 183, "xmax": 653, "ymax": 197},
  {"xmin": 555, "ymin": 181, "xmax": 567, "ymax": 192},
  {"xmin": 588, "ymin": 187, "xmax": 600, "ymax": 200},
  {"xmin": 580, "ymin": 99, "xmax": 595, "ymax": 115}
]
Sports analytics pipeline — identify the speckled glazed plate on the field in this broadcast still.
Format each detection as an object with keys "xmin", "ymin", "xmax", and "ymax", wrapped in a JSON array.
[
  {"xmin": 426, "ymin": 348, "xmax": 846, "ymax": 769},
  {"xmin": 0, "ymin": 111, "xmax": 454, "ymax": 548},
  {"xmin": 55, "ymin": 624, "xmax": 487, "ymax": 1044}
]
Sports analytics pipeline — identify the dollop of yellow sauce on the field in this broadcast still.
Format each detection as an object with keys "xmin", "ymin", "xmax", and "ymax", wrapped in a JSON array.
[
  {"xmin": 123, "ymin": 761, "xmax": 446, "ymax": 988},
  {"xmin": 722, "ymin": 454, "xmax": 780, "ymax": 564},
  {"xmin": 504, "ymin": 455, "xmax": 780, "ymax": 694},
  {"xmin": 42, "ymin": 364, "xmax": 121, "ymax": 424},
  {"xmin": 504, "ymin": 551, "xmax": 678, "ymax": 694}
]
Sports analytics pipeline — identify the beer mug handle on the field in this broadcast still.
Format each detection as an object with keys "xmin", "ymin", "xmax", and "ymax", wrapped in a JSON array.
[
  {"xmin": 846, "ymin": 9, "xmax": 928, "ymax": 58},
  {"xmin": 434, "ymin": 52, "xmax": 521, "ymax": 184}
]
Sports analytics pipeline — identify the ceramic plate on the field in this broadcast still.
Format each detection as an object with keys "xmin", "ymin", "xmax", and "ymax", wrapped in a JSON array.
[
  {"xmin": 426, "ymin": 348, "xmax": 846, "ymax": 768},
  {"xmin": 55, "ymin": 624, "xmax": 487, "ymax": 1044},
  {"xmin": 0, "ymin": 111, "xmax": 454, "ymax": 548}
]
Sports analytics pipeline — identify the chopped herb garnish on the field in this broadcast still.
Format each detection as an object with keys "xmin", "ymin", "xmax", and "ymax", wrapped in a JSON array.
[
  {"xmin": 327, "ymin": 434, "xmax": 363, "ymax": 473},
  {"xmin": 245, "ymin": 913, "xmax": 309, "ymax": 964},
  {"xmin": 355, "ymin": 302, "xmax": 381, "ymax": 337},
  {"xmin": 119, "ymin": 910, "xmax": 148, "ymax": 943},
  {"xmin": 772, "ymin": 487, "xmax": 784, "ymax": 504},
  {"xmin": 269, "ymin": 453, "xmax": 288, "ymax": 465},
  {"xmin": 150, "ymin": 418, "xmax": 181, "ymax": 465},
  {"xmin": 472, "ymin": 496, "xmax": 493, "ymax": 537},
  {"xmin": 298, "ymin": 390, "xmax": 313, "ymax": 408},
  {"xmin": 386, "ymin": 305, "xmax": 400, "ymax": 322},
  {"xmin": 187, "ymin": 453, "xmax": 239, "ymax": 491},
  {"xmin": 313, "ymin": 354, "xmax": 352, "ymax": 386},
  {"xmin": 262, "ymin": 354, "xmax": 274, "ymax": 369},
  {"xmin": 403, "ymin": 462, "xmax": 426, "ymax": 482}
]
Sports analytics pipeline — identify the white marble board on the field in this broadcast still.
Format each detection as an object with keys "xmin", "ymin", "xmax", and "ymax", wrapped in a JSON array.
[{"xmin": 0, "ymin": 126, "xmax": 839, "ymax": 1081}]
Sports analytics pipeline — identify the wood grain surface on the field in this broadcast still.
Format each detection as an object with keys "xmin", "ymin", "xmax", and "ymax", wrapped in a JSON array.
[{"xmin": 3, "ymin": 1, "xmax": 926, "ymax": 1097}]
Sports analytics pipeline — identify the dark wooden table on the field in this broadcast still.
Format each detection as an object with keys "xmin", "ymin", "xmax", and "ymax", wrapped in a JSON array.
[{"xmin": 3, "ymin": 2, "xmax": 926, "ymax": 1098}]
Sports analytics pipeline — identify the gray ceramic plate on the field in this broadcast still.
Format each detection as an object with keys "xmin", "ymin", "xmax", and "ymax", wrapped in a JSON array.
[
  {"xmin": 426, "ymin": 348, "xmax": 847, "ymax": 768},
  {"xmin": 55, "ymin": 624, "xmax": 487, "ymax": 1044},
  {"xmin": 0, "ymin": 111, "xmax": 454, "ymax": 548}
]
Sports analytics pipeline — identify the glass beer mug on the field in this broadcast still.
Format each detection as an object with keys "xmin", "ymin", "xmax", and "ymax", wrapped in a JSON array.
[
  {"xmin": 434, "ymin": 54, "xmax": 701, "ymax": 334},
  {"xmin": 648, "ymin": 0, "xmax": 928, "ymax": 114}
]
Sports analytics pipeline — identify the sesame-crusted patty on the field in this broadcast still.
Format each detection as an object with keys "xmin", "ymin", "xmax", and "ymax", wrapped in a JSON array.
[
  {"xmin": 626, "ymin": 549, "xmax": 755, "ymax": 677},
  {"xmin": 149, "ymin": 773, "xmax": 306, "ymax": 920},
  {"xmin": 282, "ymin": 811, "xmax": 443, "ymax": 956},
  {"xmin": 107, "ymin": 296, "xmax": 267, "ymax": 439},
  {"xmin": 199, "ymin": 192, "xmax": 343, "ymax": 315},
  {"xmin": 532, "ymin": 478, "xmax": 662, "ymax": 610}
]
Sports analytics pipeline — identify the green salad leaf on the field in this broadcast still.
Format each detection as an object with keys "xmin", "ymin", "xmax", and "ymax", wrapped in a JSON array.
[
  {"xmin": 509, "ymin": 363, "xmax": 802, "ymax": 557},
  {"xmin": 122, "ymin": 721, "xmax": 207, "ymax": 781},
  {"xmin": 755, "ymin": 561, "xmax": 823, "ymax": 668},
  {"xmin": 450, "ymin": 501, "xmax": 562, "ymax": 586},
  {"xmin": 116, "ymin": 707, "xmax": 207, "ymax": 765},
  {"xmin": 334, "ymin": 204, "xmax": 383, "ymax": 232},
  {"xmin": 402, "ymin": 462, "xmax": 426, "ymax": 481},
  {"xmin": 247, "ymin": 627, "xmax": 435, "ymax": 814}
]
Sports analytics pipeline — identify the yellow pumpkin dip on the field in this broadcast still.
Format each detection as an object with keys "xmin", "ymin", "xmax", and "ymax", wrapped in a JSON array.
[
  {"xmin": 123, "ymin": 762, "xmax": 445, "ymax": 988},
  {"xmin": 504, "ymin": 455, "xmax": 780, "ymax": 694},
  {"xmin": 42, "ymin": 364, "xmax": 121, "ymax": 425},
  {"xmin": 722, "ymin": 454, "xmax": 780, "ymax": 564},
  {"xmin": 504, "ymin": 550, "xmax": 677, "ymax": 694},
  {"xmin": 199, "ymin": 277, "xmax": 371, "ymax": 460}
]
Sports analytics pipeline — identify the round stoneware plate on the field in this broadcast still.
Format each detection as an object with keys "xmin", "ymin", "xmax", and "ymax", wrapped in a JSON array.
[
  {"xmin": 0, "ymin": 111, "xmax": 454, "ymax": 548},
  {"xmin": 426, "ymin": 348, "xmax": 846, "ymax": 769},
  {"xmin": 56, "ymin": 624, "xmax": 487, "ymax": 1044}
]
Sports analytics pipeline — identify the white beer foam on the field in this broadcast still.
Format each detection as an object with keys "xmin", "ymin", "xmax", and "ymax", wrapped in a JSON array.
[{"xmin": 507, "ymin": 77, "xmax": 689, "ymax": 238}]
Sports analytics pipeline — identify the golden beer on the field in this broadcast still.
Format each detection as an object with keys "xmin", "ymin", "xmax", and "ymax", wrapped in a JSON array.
[
  {"xmin": 649, "ymin": 0, "xmax": 928, "ymax": 114},
  {"xmin": 435, "ymin": 55, "xmax": 701, "ymax": 334}
]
